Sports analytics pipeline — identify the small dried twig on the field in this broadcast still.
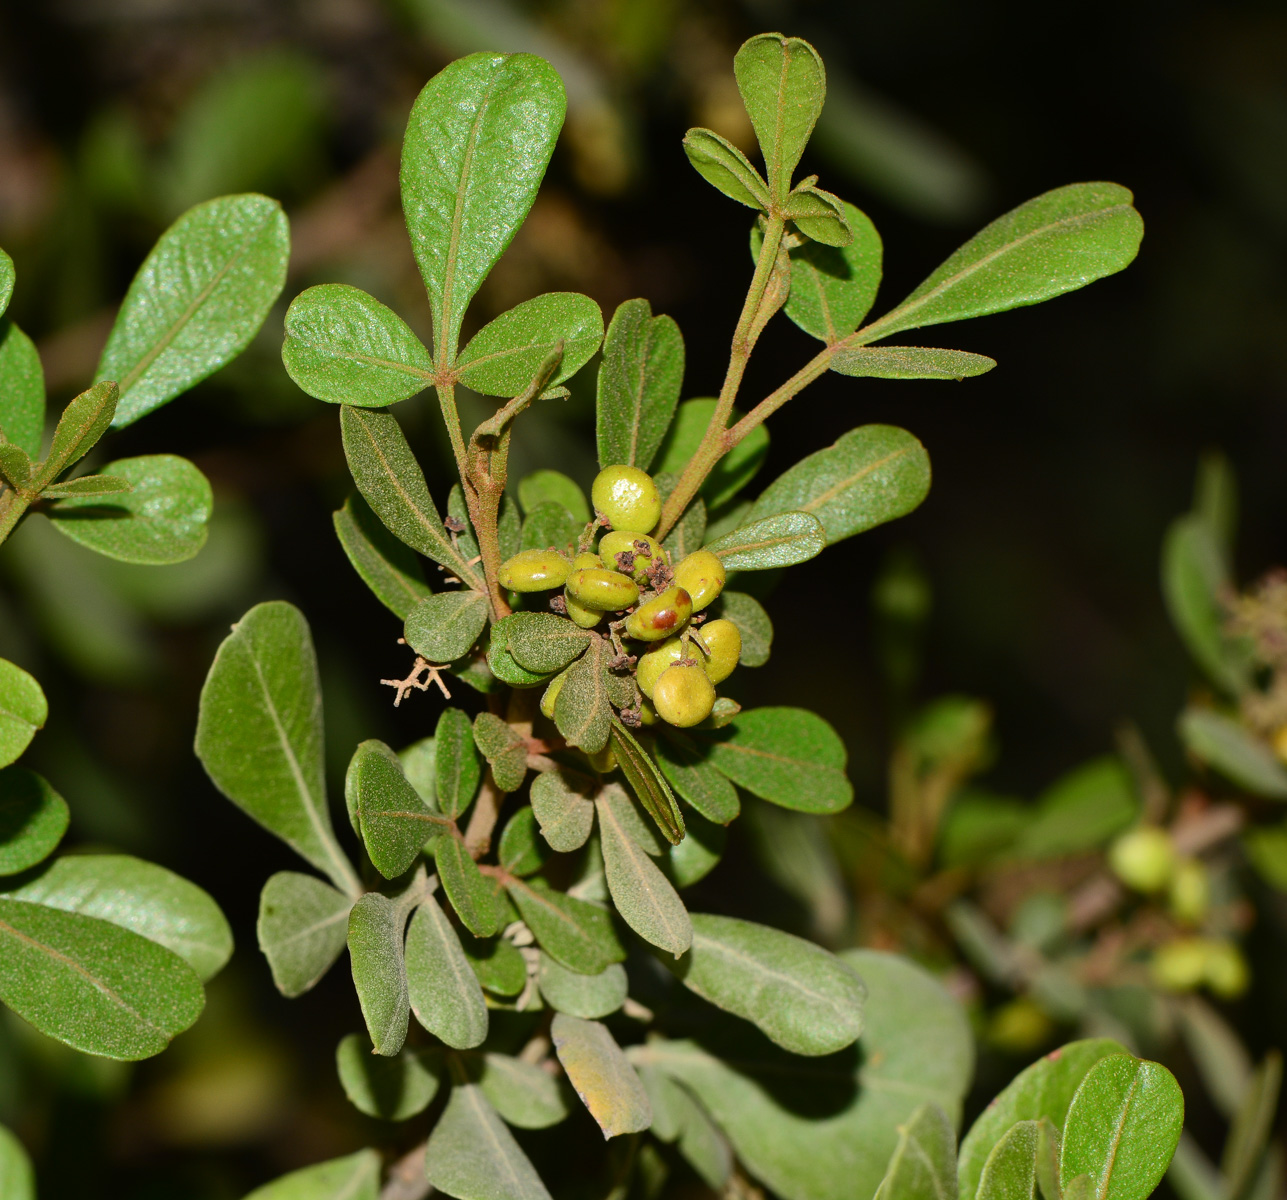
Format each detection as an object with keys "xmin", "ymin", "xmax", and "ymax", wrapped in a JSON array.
[{"xmin": 381, "ymin": 645, "xmax": 452, "ymax": 705}]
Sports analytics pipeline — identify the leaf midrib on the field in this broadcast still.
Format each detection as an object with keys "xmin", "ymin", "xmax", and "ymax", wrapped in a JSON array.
[
  {"xmin": 690, "ymin": 929, "xmax": 849, "ymax": 1015},
  {"xmin": 598, "ymin": 800, "xmax": 688, "ymax": 951},
  {"xmin": 795, "ymin": 444, "xmax": 917, "ymax": 517}
]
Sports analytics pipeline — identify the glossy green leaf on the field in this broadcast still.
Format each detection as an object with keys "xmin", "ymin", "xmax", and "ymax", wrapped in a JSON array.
[
  {"xmin": 596, "ymin": 298, "xmax": 686, "ymax": 472},
  {"xmin": 785, "ymin": 183, "xmax": 853, "ymax": 246},
  {"xmin": 48, "ymin": 454, "xmax": 212, "ymax": 565},
  {"xmin": 865, "ymin": 183, "xmax": 1143, "ymax": 341},
  {"xmin": 537, "ymin": 951, "xmax": 627, "ymax": 1018},
  {"xmin": 1179, "ymin": 708, "xmax": 1287, "ymax": 799},
  {"xmin": 0, "ymin": 659, "xmax": 47, "ymax": 770},
  {"xmin": 333, "ymin": 492, "xmax": 431, "ymax": 620},
  {"xmin": 0, "ymin": 1123, "xmax": 33, "ymax": 1200},
  {"xmin": 282, "ymin": 283, "xmax": 433, "ymax": 407},
  {"xmin": 0, "ymin": 319, "xmax": 45, "ymax": 457},
  {"xmin": 1223, "ymin": 1052, "xmax": 1282, "ymax": 1200},
  {"xmin": 0, "ymin": 897, "xmax": 203, "ymax": 1059},
  {"xmin": 958, "ymin": 1039, "xmax": 1128, "ymax": 1200},
  {"xmin": 976, "ymin": 1121, "xmax": 1039, "ymax": 1200},
  {"xmin": 346, "ymin": 739, "xmax": 442, "ymax": 879},
  {"xmin": 554, "ymin": 637, "xmax": 612, "ymax": 754},
  {"xmin": 39, "ymin": 381, "xmax": 118, "ymax": 485},
  {"xmin": 195, "ymin": 601, "xmax": 361, "ymax": 895},
  {"xmin": 519, "ymin": 469, "xmax": 590, "ymax": 523},
  {"xmin": 474, "ymin": 1052, "xmax": 572, "ymax": 1129},
  {"xmin": 473, "ymin": 713, "xmax": 528, "ymax": 794},
  {"xmin": 596, "ymin": 789, "xmax": 692, "ymax": 957},
  {"xmin": 40, "ymin": 473, "xmax": 133, "ymax": 498},
  {"xmin": 666, "ymin": 810, "xmax": 726, "ymax": 888},
  {"xmin": 530, "ymin": 768, "xmax": 596, "ymax": 852},
  {"xmin": 404, "ymin": 591, "xmax": 488, "ymax": 664},
  {"xmin": 0, "ymin": 853, "xmax": 231, "ymax": 980},
  {"xmin": 706, "ymin": 707, "xmax": 852, "ymax": 814},
  {"xmin": 436, "ymin": 707, "xmax": 482, "ymax": 818},
  {"xmin": 402, "ymin": 52, "xmax": 565, "ymax": 360},
  {"xmin": 831, "ymin": 346, "xmax": 997, "ymax": 381},
  {"xmin": 348, "ymin": 891, "xmax": 410, "ymax": 1055},
  {"xmin": 747, "ymin": 426, "xmax": 930, "ymax": 547},
  {"xmin": 405, "ymin": 892, "xmax": 489, "ymax": 1049},
  {"xmin": 0, "ymin": 767, "xmax": 68, "ymax": 875},
  {"xmin": 256, "ymin": 871, "xmax": 353, "ymax": 997},
  {"xmin": 654, "ymin": 398, "xmax": 769, "ymax": 510},
  {"xmin": 243, "ymin": 1150, "xmax": 380, "ymax": 1200},
  {"xmin": 672, "ymin": 913, "xmax": 864, "ymax": 1055},
  {"xmin": 436, "ymin": 837, "xmax": 504, "ymax": 936},
  {"xmin": 717, "ymin": 591, "xmax": 772, "ymax": 667},
  {"xmin": 873, "ymin": 1102, "xmax": 957, "ymax": 1200},
  {"xmin": 519, "ymin": 500, "xmax": 580, "ymax": 556},
  {"xmin": 505, "ymin": 613, "xmax": 592, "ymax": 675},
  {"xmin": 706, "ymin": 510, "xmax": 825, "ymax": 570},
  {"xmin": 683, "ymin": 127, "xmax": 770, "ymax": 209},
  {"xmin": 335, "ymin": 1032, "xmax": 439, "ymax": 1121},
  {"xmin": 99, "ymin": 194, "xmax": 289, "ymax": 427},
  {"xmin": 1060, "ymin": 1054, "xmax": 1183, "ymax": 1200},
  {"xmin": 506, "ymin": 876, "xmax": 625, "ymax": 974},
  {"xmin": 1007, "ymin": 758, "xmax": 1138, "ymax": 860},
  {"xmin": 610, "ymin": 718, "xmax": 685, "ymax": 844},
  {"xmin": 339, "ymin": 405, "xmax": 483, "ymax": 587},
  {"xmin": 425, "ymin": 1081, "xmax": 552, "ymax": 1200},
  {"xmin": 499, "ymin": 807, "xmax": 546, "ymax": 876},
  {"xmin": 461, "ymin": 930, "xmax": 527, "ymax": 996},
  {"xmin": 458, "ymin": 292, "xmax": 603, "ymax": 397},
  {"xmin": 734, "ymin": 34, "xmax": 825, "ymax": 202},
  {"xmin": 657, "ymin": 736, "xmax": 741, "ymax": 824},
  {"xmin": 552, "ymin": 1012, "xmax": 652, "ymax": 1138}
]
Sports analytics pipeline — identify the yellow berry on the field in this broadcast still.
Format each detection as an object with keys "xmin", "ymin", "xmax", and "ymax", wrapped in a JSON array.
[
  {"xmin": 591, "ymin": 465, "xmax": 661, "ymax": 533},
  {"xmin": 625, "ymin": 586, "xmax": 692, "ymax": 642},
  {"xmin": 1204, "ymin": 941, "xmax": 1249, "ymax": 999},
  {"xmin": 1274, "ymin": 724, "xmax": 1287, "ymax": 765},
  {"xmin": 599, "ymin": 531, "xmax": 666, "ymax": 583},
  {"xmin": 587, "ymin": 744, "xmax": 618, "ymax": 774},
  {"xmin": 572, "ymin": 552, "xmax": 600, "ymax": 570},
  {"xmin": 697, "ymin": 619, "xmax": 740, "ymax": 684},
  {"xmin": 566, "ymin": 567, "xmax": 640, "ymax": 612},
  {"xmin": 652, "ymin": 661, "xmax": 715, "ymax": 728},
  {"xmin": 1152, "ymin": 937, "xmax": 1211, "ymax": 992},
  {"xmin": 1168, "ymin": 859, "xmax": 1211, "ymax": 925},
  {"xmin": 540, "ymin": 669, "xmax": 568, "ymax": 719},
  {"xmin": 987, "ymin": 997, "xmax": 1054, "ymax": 1054},
  {"xmin": 1108, "ymin": 826, "xmax": 1175, "ymax": 893},
  {"xmin": 636, "ymin": 637, "xmax": 684, "ymax": 698},
  {"xmin": 672, "ymin": 550, "xmax": 725, "ymax": 612},
  {"xmin": 638, "ymin": 696, "xmax": 658, "ymax": 726},
  {"xmin": 498, "ymin": 549, "xmax": 570, "ymax": 592}
]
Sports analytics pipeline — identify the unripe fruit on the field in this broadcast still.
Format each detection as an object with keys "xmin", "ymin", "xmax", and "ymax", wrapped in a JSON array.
[
  {"xmin": 625, "ymin": 586, "xmax": 692, "ymax": 641},
  {"xmin": 1108, "ymin": 826, "xmax": 1175, "ymax": 893},
  {"xmin": 1274, "ymin": 724, "xmax": 1287, "ymax": 765},
  {"xmin": 672, "ymin": 550, "xmax": 726, "ymax": 612},
  {"xmin": 636, "ymin": 637, "xmax": 684, "ymax": 698},
  {"xmin": 599, "ymin": 530, "xmax": 666, "ymax": 582},
  {"xmin": 653, "ymin": 661, "xmax": 715, "ymax": 727},
  {"xmin": 987, "ymin": 997, "xmax": 1054, "ymax": 1054},
  {"xmin": 572, "ymin": 553, "xmax": 600, "ymax": 570},
  {"xmin": 540, "ymin": 669, "xmax": 568, "ymax": 719},
  {"xmin": 566, "ymin": 567, "xmax": 639, "ymax": 612},
  {"xmin": 1168, "ymin": 859, "xmax": 1211, "ymax": 925},
  {"xmin": 591, "ymin": 465, "xmax": 661, "ymax": 533},
  {"xmin": 587, "ymin": 744, "xmax": 618, "ymax": 774},
  {"xmin": 1204, "ymin": 940, "xmax": 1249, "ymax": 999},
  {"xmin": 698, "ymin": 619, "xmax": 740, "ymax": 684},
  {"xmin": 1151, "ymin": 937, "xmax": 1210, "ymax": 992},
  {"xmin": 498, "ymin": 549, "xmax": 570, "ymax": 592},
  {"xmin": 638, "ymin": 696, "xmax": 658, "ymax": 726},
  {"xmin": 564, "ymin": 592, "xmax": 602, "ymax": 629}
]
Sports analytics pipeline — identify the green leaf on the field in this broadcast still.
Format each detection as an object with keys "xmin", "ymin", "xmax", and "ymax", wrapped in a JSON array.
[
  {"xmin": 673, "ymin": 1084, "xmax": 733, "ymax": 1188},
  {"xmin": 0, "ymin": 897, "xmax": 203, "ymax": 1059},
  {"xmin": 402, "ymin": 52, "xmax": 566, "ymax": 361},
  {"xmin": 657, "ymin": 735, "xmax": 741, "ymax": 825},
  {"xmin": 333, "ymin": 492, "xmax": 432, "ymax": 621},
  {"xmin": 48, "ymin": 454, "xmax": 212, "ymax": 565},
  {"xmin": 537, "ymin": 951, "xmax": 627, "ymax": 1018},
  {"xmin": 474, "ymin": 1052, "xmax": 572, "ymax": 1129},
  {"xmin": 554, "ymin": 637, "xmax": 612, "ymax": 754},
  {"xmin": 399, "ymin": 736, "xmax": 438, "ymax": 808},
  {"xmin": 551, "ymin": 1012, "xmax": 652, "ymax": 1138},
  {"xmin": 405, "ymin": 893, "xmax": 489, "ymax": 1049},
  {"xmin": 0, "ymin": 767, "xmax": 68, "ymax": 875},
  {"xmin": 346, "ymin": 739, "xmax": 442, "ymax": 879},
  {"xmin": 506, "ymin": 876, "xmax": 625, "ymax": 974},
  {"xmin": 865, "ymin": 183, "xmax": 1143, "ymax": 342},
  {"xmin": 461, "ymin": 930, "xmax": 527, "ymax": 996},
  {"xmin": 499, "ymin": 807, "xmax": 546, "ymax": 876},
  {"xmin": 518, "ymin": 469, "xmax": 590, "ymax": 523},
  {"xmin": 487, "ymin": 618, "xmax": 553, "ymax": 688},
  {"xmin": 1223, "ymin": 1052, "xmax": 1282, "ymax": 1200},
  {"xmin": 610, "ymin": 719, "xmax": 685, "ymax": 844},
  {"xmin": 40, "ymin": 473, "xmax": 133, "ymax": 498},
  {"xmin": 425, "ymin": 1081, "xmax": 552, "ymax": 1200},
  {"xmin": 519, "ymin": 500, "xmax": 580, "ymax": 556},
  {"xmin": 530, "ymin": 768, "xmax": 596, "ymax": 852},
  {"xmin": 596, "ymin": 788, "xmax": 692, "ymax": 957},
  {"xmin": 747, "ymin": 426, "xmax": 930, "ymax": 547},
  {"xmin": 404, "ymin": 591, "xmax": 489, "ymax": 664},
  {"xmin": 663, "ymin": 496, "xmax": 707, "ymax": 562},
  {"xmin": 672, "ymin": 913, "xmax": 864, "ymax": 1055},
  {"xmin": 1060, "ymin": 1054, "xmax": 1183, "ymax": 1200},
  {"xmin": 0, "ymin": 660, "xmax": 47, "ymax": 770},
  {"xmin": 0, "ymin": 436, "xmax": 31, "ymax": 491},
  {"xmin": 717, "ymin": 591, "xmax": 772, "ymax": 667},
  {"xmin": 348, "ymin": 891, "xmax": 410, "ymax": 1055},
  {"xmin": 1179, "ymin": 708, "xmax": 1287, "ymax": 799},
  {"xmin": 831, "ymin": 347, "xmax": 997, "ymax": 381},
  {"xmin": 505, "ymin": 613, "xmax": 593, "ymax": 674},
  {"xmin": 243, "ymin": 1150, "xmax": 380, "ymax": 1200},
  {"xmin": 256, "ymin": 871, "xmax": 353, "ymax": 997},
  {"xmin": 39, "ymin": 381, "xmax": 118, "ymax": 485},
  {"xmin": 976, "ymin": 1121, "xmax": 1039, "ymax": 1200},
  {"xmin": 0, "ymin": 249, "xmax": 12, "ymax": 316},
  {"xmin": 474, "ymin": 713, "xmax": 528, "ymax": 794},
  {"xmin": 98, "ymin": 194, "xmax": 289, "ymax": 427},
  {"xmin": 784, "ymin": 183, "xmax": 853, "ymax": 246},
  {"xmin": 706, "ymin": 707, "xmax": 852, "ymax": 814},
  {"xmin": 436, "ymin": 707, "xmax": 483, "ymax": 818},
  {"xmin": 1007, "ymin": 758, "xmax": 1138, "ymax": 860},
  {"xmin": 282, "ymin": 283, "xmax": 433, "ymax": 407},
  {"xmin": 666, "ymin": 810, "xmax": 726, "ymax": 888},
  {"xmin": 958, "ymin": 1039, "xmax": 1128, "ymax": 1200},
  {"xmin": 654, "ymin": 398, "xmax": 769, "ymax": 510},
  {"xmin": 683, "ymin": 128, "xmax": 770, "ymax": 209},
  {"xmin": 0, "ymin": 320, "xmax": 46, "ymax": 457},
  {"xmin": 339, "ymin": 405, "xmax": 483, "ymax": 587},
  {"xmin": 458, "ymin": 292, "xmax": 604, "ymax": 397},
  {"xmin": 0, "ymin": 1123, "xmax": 34, "ymax": 1200},
  {"xmin": 0, "ymin": 853, "xmax": 231, "ymax": 981},
  {"xmin": 705, "ymin": 511, "xmax": 825, "ymax": 571},
  {"xmin": 596, "ymin": 298, "xmax": 686, "ymax": 472},
  {"xmin": 1168, "ymin": 1135, "xmax": 1222, "ymax": 1200},
  {"xmin": 436, "ymin": 837, "xmax": 504, "ymax": 937},
  {"xmin": 873, "ymin": 1103, "xmax": 957, "ymax": 1200},
  {"xmin": 734, "ymin": 34, "xmax": 826, "ymax": 203},
  {"xmin": 645, "ymin": 949, "xmax": 974, "ymax": 1200},
  {"xmin": 335, "ymin": 1032, "xmax": 439, "ymax": 1121},
  {"xmin": 1176, "ymin": 995, "xmax": 1252, "ymax": 1120},
  {"xmin": 597, "ymin": 781, "xmax": 667, "ymax": 856},
  {"xmin": 195, "ymin": 601, "xmax": 360, "ymax": 895}
]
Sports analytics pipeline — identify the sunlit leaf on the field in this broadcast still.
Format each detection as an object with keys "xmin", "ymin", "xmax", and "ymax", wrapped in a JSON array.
[
  {"xmin": 705, "ymin": 511, "xmax": 825, "ymax": 571},
  {"xmin": 39, "ymin": 381, "xmax": 118, "ymax": 485},
  {"xmin": 977, "ymin": 1121, "xmax": 1039, "ymax": 1200},
  {"xmin": 831, "ymin": 346, "xmax": 996, "ymax": 381}
]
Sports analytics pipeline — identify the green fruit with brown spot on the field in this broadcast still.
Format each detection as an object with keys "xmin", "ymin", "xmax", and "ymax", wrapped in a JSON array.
[
  {"xmin": 636, "ymin": 637, "xmax": 684, "ymax": 698},
  {"xmin": 653, "ymin": 661, "xmax": 715, "ymax": 728},
  {"xmin": 697, "ymin": 619, "xmax": 740, "ymax": 683},
  {"xmin": 599, "ymin": 530, "xmax": 666, "ymax": 582},
  {"xmin": 566, "ymin": 567, "xmax": 639, "ymax": 612},
  {"xmin": 591, "ymin": 465, "xmax": 661, "ymax": 533},
  {"xmin": 499, "ymin": 549, "xmax": 571, "ymax": 592},
  {"xmin": 625, "ymin": 586, "xmax": 692, "ymax": 641},
  {"xmin": 672, "ymin": 549, "xmax": 725, "ymax": 611}
]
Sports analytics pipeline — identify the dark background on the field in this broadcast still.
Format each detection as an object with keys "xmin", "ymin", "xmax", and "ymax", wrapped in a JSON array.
[{"xmin": 1, "ymin": 0, "xmax": 1284, "ymax": 1195}]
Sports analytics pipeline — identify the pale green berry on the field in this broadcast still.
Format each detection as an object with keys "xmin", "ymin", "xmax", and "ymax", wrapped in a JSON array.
[
  {"xmin": 1168, "ymin": 859, "xmax": 1211, "ymax": 925},
  {"xmin": 636, "ymin": 636, "xmax": 684, "ymax": 698},
  {"xmin": 563, "ymin": 557, "xmax": 605, "ymax": 627},
  {"xmin": 540, "ymin": 669, "xmax": 568, "ymax": 719},
  {"xmin": 625, "ymin": 586, "xmax": 692, "ymax": 642},
  {"xmin": 653, "ymin": 661, "xmax": 715, "ymax": 727},
  {"xmin": 599, "ymin": 530, "xmax": 666, "ymax": 582},
  {"xmin": 987, "ymin": 997, "xmax": 1054, "ymax": 1055},
  {"xmin": 697, "ymin": 619, "xmax": 740, "ymax": 684},
  {"xmin": 1151, "ymin": 937, "xmax": 1211, "ymax": 992},
  {"xmin": 1204, "ymin": 940, "xmax": 1249, "ymax": 999},
  {"xmin": 566, "ymin": 567, "xmax": 639, "ymax": 612},
  {"xmin": 638, "ymin": 696, "xmax": 659, "ymax": 726},
  {"xmin": 587, "ymin": 744, "xmax": 618, "ymax": 774},
  {"xmin": 672, "ymin": 549, "xmax": 725, "ymax": 612},
  {"xmin": 1108, "ymin": 826, "xmax": 1175, "ymax": 893},
  {"xmin": 591, "ymin": 465, "xmax": 661, "ymax": 534},
  {"xmin": 498, "ymin": 549, "xmax": 571, "ymax": 592}
]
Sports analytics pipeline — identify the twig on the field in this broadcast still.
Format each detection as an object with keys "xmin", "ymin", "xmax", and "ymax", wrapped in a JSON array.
[{"xmin": 378, "ymin": 1142, "xmax": 432, "ymax": 1200}]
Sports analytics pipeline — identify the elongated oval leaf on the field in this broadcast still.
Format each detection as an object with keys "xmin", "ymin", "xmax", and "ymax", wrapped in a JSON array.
[
  {"xmin": 475, "ymin": 1052, "xmax": 571, "ymax": 1130},
  {"xmin": 530, "ymin": 768, "xmax": 596, "ymax": 852},
  {"xmin": 554, "ymin": 638, "xmax": 612, "ymax": 755},
  {"xmin": 610, "ymin": 719, "xmax": 685, "ymax": 844},
  {"xmin": 538, "ymin": 951, "xmax": 627, "ymax": 1018},
  {"xmin": 0, "ymin": 319, "xmax": 45, "ymax": 457},
  {"xmin": 0, "ymin": 1123, "xmax": 33, "ymax": 1200},
  {"xmin": 436, "ymin": 707, "xmax": 482, "ymax": 818},
  {"xmin": 1179, "ymin": 708, "xmax": 1287, "ymax": 799},
  {"xmin": 426, "ymin": 1081, "xmax": 552, "ymax": 1200},
  {"xmin": 348, "ymin": 891, "xmax": 410, "ymax": 1056},
  {"xmin": 506, "ymin": 876, "xmax": 625, "ymax": 974},
  {"xmin": 705, "ymin": 511, "xmax": 825, "ymax": 570},
  {"xmin": 656, "ymin": 736, "xmax": 740, "ymax": 825},
  {"xmin": 874, "ymin": 1102, "xmax": 957, "ymax": 1200},
  {"xmin": 461, "ymin": 930, "xmax": 527, "ymax": 996},
  {"xmin": 39, "ymin": 381, "xmax": 118, "ymax": 485},
  {"xmin": 99, "ymin": 193, "xmax": 289, "ymax": 427},
  {"xmin": 475, "ymin": 714, "xmax": 529, "ymax": 794},
  {"xmin": 336, "ymin": 1032, "xmax": 440, "ymax": 1120},
  {"xmin": 436, "ymin": 836, "xmax": 504, "ymax": 936},
  {"xmin": 831, "ymin": 347, "xmax": 996, "ymax": 381},
  {"xmin": 333, "ymin": 492, "xmax": 432, "ymax": 620},
  {"xmin": 346, "ymin": 739, "xmax": 443, "ymax": 879},
  {"xmin": 716, "ymin": 591, "xmax": 772, "ymax": 667},
  {"xmin": 653, "ymin": 397, "xmax": 768, "ymax": 511},
  {"xmin": 244, "ymin": 1149, "xmax": 381, "ymax": 1200},
  {"xmin": 977, "ymin": 1121, "xmax": 1039, "ymax": 1200},
  {"xmin": 405, "ymin": 893, "xmax": 489, "ymax": 1049},
  {"xmin": 865, "ymin": 183, "xmax": 1143, "ymax": 341},
  {"xmin": 683, "ymin": 127, "xmax": 770, "ymax": 209},
  {"xmin": 0, "ymin": 659, "xmax": 46, "ymax": 770},
  {"xmin": 282, "ymin": 283, "xmax": 433, "ymax": 407},
  {"xmin": 0, "ymin": 897, "xmax": 203, "ymax": 1059},
  {"xmin": 196, "ymin": 601, "xmax": 360, "ymax": 894},
  {"xmin": 40, "ymin": 473, "xmax": 133, "ymax": 499},
  {"xmin": 667, "ymin": 810, "xmax": 727, "ymax": 888},
  {"xmin": 0, "ymin": 767, "xmax": 68, "ymax": 875},
  {"xmin": 404, "ymin": 591, "xmax": 489, "ymax": 664},
  {"xmin": 551, "ymin": 1012, "xmax": 652, "ymax": 1138},
  {"xmin": 257, "ymin": 871, "xmax": 352, "ymax": 997},
  {"xmin": 519, "ymin": 500, "xmax": 580, "ymax": 555},
  {"xmin": 1222, "ymin": 1051, "xmax": 1281, "ymax": 1200}
]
